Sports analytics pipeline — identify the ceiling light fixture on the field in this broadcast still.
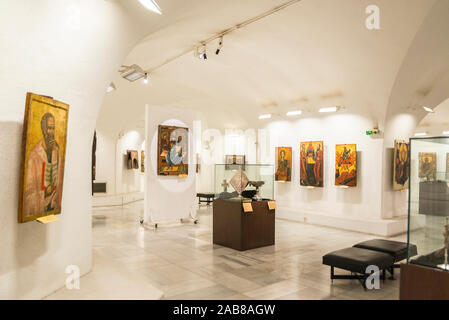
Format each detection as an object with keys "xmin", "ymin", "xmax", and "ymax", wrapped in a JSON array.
[
  {"xmin": 423, "ymin": 106, "xmax": 434, "ymax": 113},
  {"xmin": 138, "ymin": 0, "xmax": 162, "ymax": 15},
  {"xmin": 319, "ymin": 106, "xmax": 339, "ymax": 113},
  {"xmin": 216, "ymin": 36, "xmax": 224, "ymax": 55},
  {"xmin": 143, "ymin": 73, "xmax": 149, "ymax": 84},
  {"xmin": 106, "ymin": 82, "xmax": 116, "ymax": 93},
  {"xmin": 286, "ymin": 110, "xmax": 302, "ymax": 116},
  {"xmin": 443, "ymin": 131, "xmax": 449, "ymax": 135},
  {"xmin": 259, "ymin": 114, "xmax": 272, "ymax": 120},
  {"xmin": 414, "ymin": 132, "xmax": 427, "ymax": 137},
  {"xmin": 119, "ymin": 64, "xmax": 146, "ymax": 82}
]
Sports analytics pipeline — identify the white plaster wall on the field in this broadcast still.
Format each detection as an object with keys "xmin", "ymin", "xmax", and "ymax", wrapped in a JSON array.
[
  {"xmin": 0, "ymin": 0, "xmax": 144, "ymax": 299},
  {"xmin": 94, "ymin": 130, "xmax": 116, "ymax": 194},
  {"xmin": 144, "ymin": 105, "xmax": 199, "ymax": 223},
  {"xmin": 263, "ymin": 113, "xmax": 384, "ymax": 220}
]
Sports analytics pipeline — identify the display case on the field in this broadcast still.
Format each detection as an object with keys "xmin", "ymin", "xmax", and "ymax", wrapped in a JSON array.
[
  {"xmin": 407, "ymin": 136, "xmax": 449, "ymax": 271},
  {"xmin": 214, "ymin": 164, "xmax": 274, "ymax": 201},
  {"xmin": 213, "ymin": 164, "xmax": 275, "ymax": 251}
]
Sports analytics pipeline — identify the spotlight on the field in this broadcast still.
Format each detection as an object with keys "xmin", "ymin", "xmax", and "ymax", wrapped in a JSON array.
[
  {"xmin": 216, "ymin": 36, "xmax": 223, "ymax": 55},
  {"xmin": 106, "ymin": 82, "xmax": 116, "ymax": 93},
  {"xmin": 414, "ymin": 132, "xmax": 427, "ymax": 137},
  {"xmin": 143, "ymin": 73, "xmax": 148, "ymax": 84},
  {"xmin": 197, "ymin": 45, "xmax": 207, "ymax": 60}
]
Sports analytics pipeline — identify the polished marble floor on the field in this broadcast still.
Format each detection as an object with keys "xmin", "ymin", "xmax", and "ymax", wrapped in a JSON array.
[{"xmin": 62, "ymin": 201, "xmax": 407, "ymax": 300}]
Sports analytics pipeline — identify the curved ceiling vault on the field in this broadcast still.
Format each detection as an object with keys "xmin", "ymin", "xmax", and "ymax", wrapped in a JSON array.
[{"xmin": 97, "ymin": 0, "xmax": 448, "ymax": 135}]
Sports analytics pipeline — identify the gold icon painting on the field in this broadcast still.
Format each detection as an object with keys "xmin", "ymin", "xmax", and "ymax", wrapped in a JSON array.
[
  {"xmin": 18, "ymin": 93, "xmax": 69, "ymax": 223},
  {"xmin": 335, "ymin": 144, "xmax": 357, "ymax": 187}
]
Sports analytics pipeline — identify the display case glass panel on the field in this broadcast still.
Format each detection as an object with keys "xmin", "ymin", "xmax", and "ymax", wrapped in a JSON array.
[
  {"xmin": 214, "ymin": 164, "xmax": 274, "ymax": 201},
  {"xmin": 408, "ymin": 136, "xmax": 449, "ymax": 271}
]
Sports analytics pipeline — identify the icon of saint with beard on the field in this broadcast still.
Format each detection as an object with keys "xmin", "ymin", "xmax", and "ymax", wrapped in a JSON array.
[{"xmin": 24, "ymin": 113, "xmax": 63, "ymax": 217}]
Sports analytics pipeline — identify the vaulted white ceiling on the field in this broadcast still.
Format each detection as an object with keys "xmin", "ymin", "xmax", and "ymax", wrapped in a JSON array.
[{"xmin": 98, "ymin": 0, "xmax": 449, "ymax": 134}]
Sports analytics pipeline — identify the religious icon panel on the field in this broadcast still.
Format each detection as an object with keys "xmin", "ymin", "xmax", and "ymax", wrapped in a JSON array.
[
  {"xmin": 300, "ymin": 141, "xmax": 323, "ymax": 187},
  {"xmin": 393, "ymin": 140, "xmax": 410, "ymax": 190},
  {"xmin": 335, "ymin": 144, "xmax": 357, "ymax": 187},
  {"xmin": 158, "ymin": 125, "xmax": 189, "ymax": 176},
  {"xmin": 127, "ymin": 150, "xmax": 139, "ymax": 169},
  {"xmin": 419, "ymin": 152, "xmax": 437, "ymax": 181},
  {"xmin": 225, "ymin": 155, "xmax": 245, "ymax": 170},
  {"xmin": 18, "ymin": 93, "xmax": 69, "ymax": 223},
  {"xmin": 275, "ymin": 147, "xmax": 292, "ymax": 182}
]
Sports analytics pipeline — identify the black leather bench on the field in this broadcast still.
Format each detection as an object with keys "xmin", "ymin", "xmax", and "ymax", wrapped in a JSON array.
[
  {"xmin": 323, "ymin": 239, "xmax": 418, "ymax": 288},
  {"xmin": 196, "ymin": 193, "xmax": 215, "ymax": 205},
  {"xmin": 323, "ymin": 247, "xmax": 394, "ymax": 288},
  {"xmin": 353, "ymin": 239, "xmax": 418, "ymax": 279}
]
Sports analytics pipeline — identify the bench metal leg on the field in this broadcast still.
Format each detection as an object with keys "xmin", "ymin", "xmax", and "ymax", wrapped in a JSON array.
[
  {"xmin": 330, "ymin": 266, "xmax": 368, "ymax": 289},
  {"xmin": 198, "ymin": 197, "xmax": 214, "ymax": 206},
  {"xmin": 386, "ymin": 263, "xmax": 400, "ymax": 280}
]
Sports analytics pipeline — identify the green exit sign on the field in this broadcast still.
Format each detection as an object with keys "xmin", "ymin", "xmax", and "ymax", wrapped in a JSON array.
[{"xmin": 366, "ymin": 130, "xmax": 379, "ymax": 135}]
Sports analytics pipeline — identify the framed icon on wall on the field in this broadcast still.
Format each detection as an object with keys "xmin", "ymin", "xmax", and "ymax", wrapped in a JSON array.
[{"xmin": 18, "ymin": 93, "xmax": 69, "ymax": 223}]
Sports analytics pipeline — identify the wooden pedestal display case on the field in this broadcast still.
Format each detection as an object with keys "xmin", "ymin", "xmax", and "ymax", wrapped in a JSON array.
[
  {"xmin": 400, "ymin": 263, "xmax": 449, "ymax": 300},
  {"xmin": 213, "ymin": 198, "xmax": 275, "ymax": 251}
]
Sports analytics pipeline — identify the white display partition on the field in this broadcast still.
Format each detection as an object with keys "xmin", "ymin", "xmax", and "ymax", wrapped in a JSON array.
[{"xmin": 144, "ymin": 105, "xmax": 199, "ymax": 228}]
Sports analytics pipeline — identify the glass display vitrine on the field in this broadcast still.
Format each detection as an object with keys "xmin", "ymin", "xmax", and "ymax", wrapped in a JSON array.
[
  {"xmin": 408, "ymin": 136, "xmax": 449, "ymax": 271},
  {"xmin": 214, "ymin": 164, "xmax": 274, "ymax": 201}
]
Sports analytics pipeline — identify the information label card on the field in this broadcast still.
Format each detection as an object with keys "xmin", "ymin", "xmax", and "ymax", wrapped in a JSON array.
[
  {"xmin": 36, "ymin": 215, "xmax": 59, "ymax": 224},
  {"xmin": 242, "ymin": 202, "xmax": 253, "ymax": 213}
]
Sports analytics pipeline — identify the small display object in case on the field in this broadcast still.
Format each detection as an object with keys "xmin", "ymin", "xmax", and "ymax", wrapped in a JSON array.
[
  {"xmin": 214, "ymin": 164, "xmax": 274, "ymax": 201},
  {"xmin": 407, "ymin": 136, "xmax": 449, "ymax": 271}
]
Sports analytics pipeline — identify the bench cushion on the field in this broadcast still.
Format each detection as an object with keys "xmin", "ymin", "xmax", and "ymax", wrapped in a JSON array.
[
  {"xmin": 323, "ymin": 247, "xmax": 395, "ymax": 274},
  {"xmin": 353, "ymin": 239, "xmax": 418, "ymax": 262},
  {"xmin": 197, "ymin": 193, "xmax": 215, "ymax": 198}
]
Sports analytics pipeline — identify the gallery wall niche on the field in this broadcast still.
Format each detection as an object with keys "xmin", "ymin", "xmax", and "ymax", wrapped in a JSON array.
[{"xmin": 93, "ymin": 129, "xmax": 145, "ymax": 200}]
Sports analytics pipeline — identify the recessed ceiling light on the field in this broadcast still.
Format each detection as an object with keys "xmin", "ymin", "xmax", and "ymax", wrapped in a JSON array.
[
  {"xmin": 139, "ymin": 0, "xmax": 162, "ymax": 15},
  {"xmin": 423, "ymin": 106, "xmax": 434, "ymax": 113},
  {"xmin": 286, "ymin": 110, "xmax": 302, "ymax": 116},
  {"xmin": 259, "ymin": 114, "xmax": 272, "ymax": 120},
  {"xmin": 414, "ymin": 132, "xmax": 427, "ymax": 137},
  {"xmin": 319, "ymin": 106, "xmax": 339, "ymax": 113},
  {"xmin": 106, "ymin": 82, "xmax": 116, "ymax": 93},
  {"xmin": 443, "ymin": 131, "xmax": 449, "ymax": 135}
]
